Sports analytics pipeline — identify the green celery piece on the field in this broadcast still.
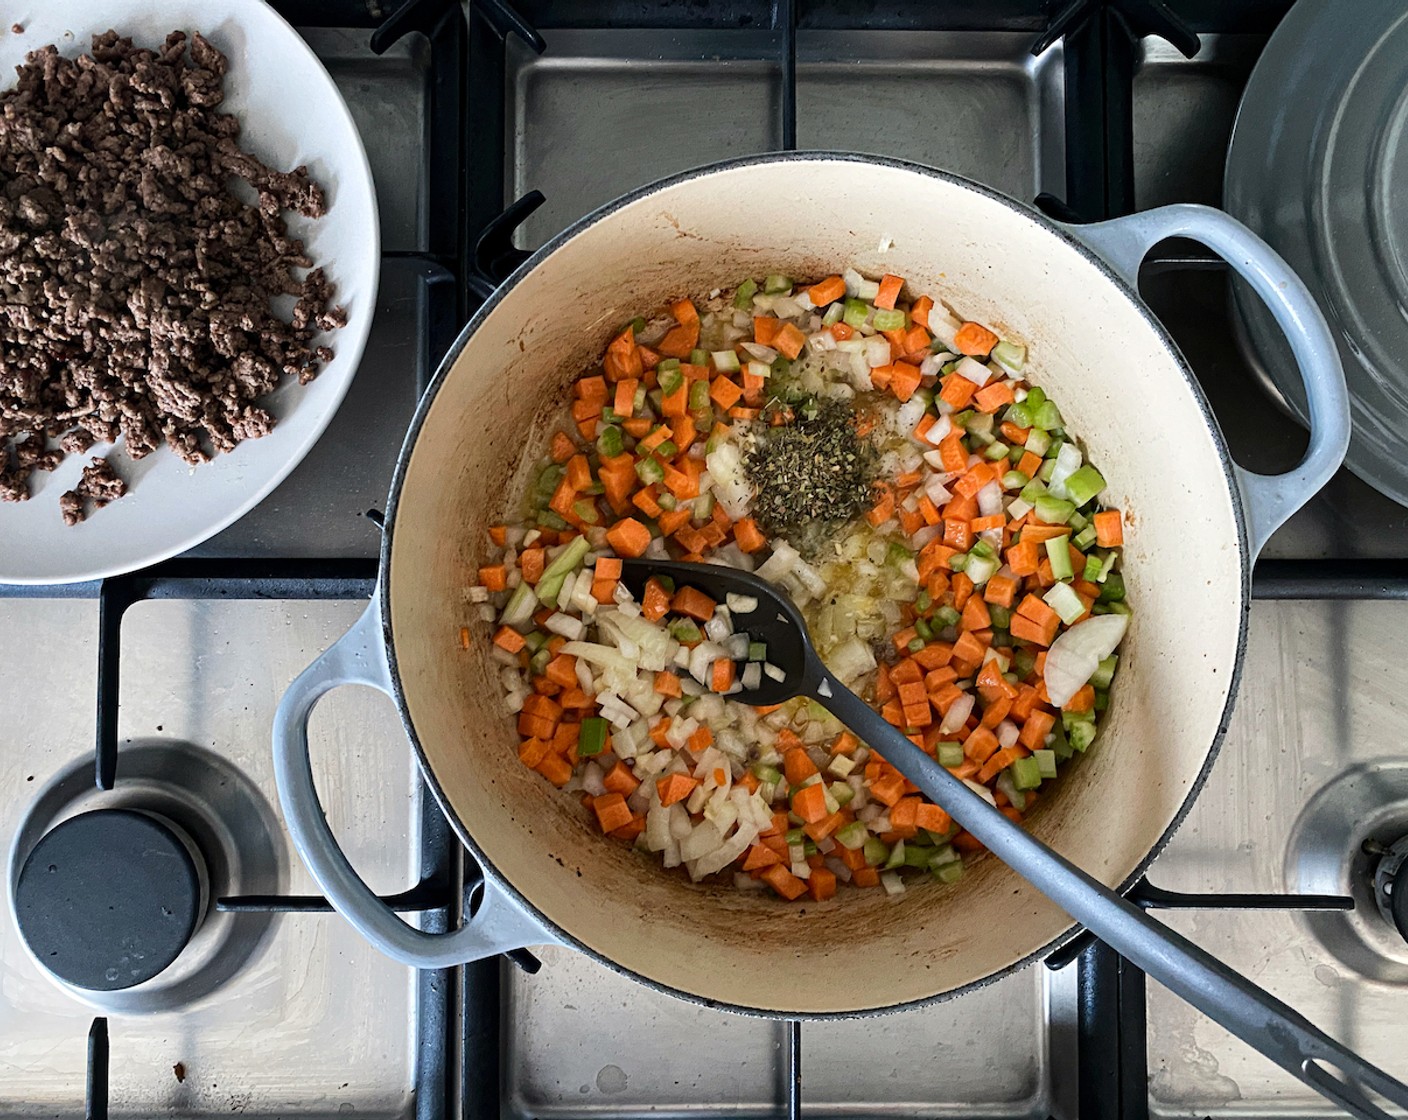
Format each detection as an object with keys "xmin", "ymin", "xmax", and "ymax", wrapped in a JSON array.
[
  {"xmin": 830, "ymin": 781, "xmax": 855, "ymax": 806},
  {"xmin": 752, "ymin": 763, "xmax": 783, "ymax": 784},
  {"xmin": 835, "ymin": 821, "xmax": 869, "ymax": 850},
  {"xmin": 1098, "ymin": 571, "xmax": 1126, "ymax": 602},
  {"xmin": 1025, "ymin": 427, "xmax": 1051, "ymax": 456},
  {"xmin": 933, "ymin": 861, "xmax": 964, "ymax": 884},
  {"xmin": 1034, "ymin": 748, "xmax": 1059, "ymax": 779},
  {"xmin": 1019, "ymin": 478, "xmax": 1048, "ymax": 505},
  {"xmin": 712, "ymin": 349, "xmax": 741, "ymax": 372},
  {"xmin": 529, "ymin": 647, "xmax": 551, "ymax": 675},
  {"xmin": 863, "ymin": 836, "xmax": 889, "ymax": 867},
  {"xmin": 1045, "ymin": 536, "xmax": 1074, "ymax": 581},
  {"xmin": 908, "ymin": 638, "xmax": 925, "ymax": 653},
  {"xmin": 1011, "ymin": 755, "xmax": 1043, "ymax": 790},
  {"xmin": 537, "ymin": 510, "xmax": 569, "ymax": 531},
  {"xmin": 669, "ymin": 618, "xmax": 702, "ymax": 644},
  {"xmin": 970, "ymin": 539, "xmax": 996, "ymax": 561},
  {"xmin": 571, "ymin": 499, "xmax": 600, "ymax": 525},
  {"xmin": 1064, "ymin": 465, "xmax": 1106, "ymax": 507},
  {"xmin": 689, "ymin": 348, "xmax": 709, "ymax": 367},
  {"xmin": 935, "ymin": 605, "xmax": 961, "ymax": 628},
  {"xmin": 655, "ymin": 440, "xmax": 678, "ymax": 459},
  {"xmin": 763, "ymin": 274, "xmax": 792, "ymax": 294},
  {"xmin": 821, "ymin": 301, "xmax": 845, "ymax": 326},
  {"xmin": 1083, "ymin": 552, "xmax": 1104, "ymax": 582},
  {"xmin": 1074, "ymin": 525, "xmax": 1098, "ymax": 550},
  {"xmin": 842, "ymin": 298, "xmax": 871, "ymax": 329},
  {"xmin": 1095, "ymin": 689, "xmax": 1110, "ymax": 712},
  {"xmin": 1012, "ymin": 646, "xmax": 1036, "ymax": 679},
  {"xmin": 522, "ymin": 630, "xmax": 547, "ymax": 653},
  {"xmin": 1003, "ymin": 470, "xmax": 1030, "ymax": 490},
  {"xmin": 578, "ymin": 717, "xmax": 608, "ymax": 756},
  {"xmin": 937, "ymin": 742, "xmax": 965, "ymax": 768},
  {"xmin": 872, "ymin": 308, "xmax": 906, "ymax": 331},
  {"xmin": 1068, "ymin": 720, "xmax": 1097, "ymax": 753},
  {"xmin": 992, "ymin": 339, "xmax": 1026, "ymax": 372},
  {"xmin": 688, "ymin": 380, "xmax": 710, "ymax": 410},
  {"xmin": 733, "ymin": 279, "xmax": 758, "ymax": 308},
  {"xmin": 985, "ymin": 442, "xmax": 1011, "ymax": 462},
  {"xmin": 747, "ymin": 640, "xmax": 768, "ymax": 663},
  {"xmin": 635, "ymin": 457, "xmax": 665, "ymax": 485},
  {"xmin": 1033, "ymin": 494, "xmax": 1076, "ymax": 525},
  {"xmin": 1034, "ymin": 400, "xmax": 1063, "ymax": 430},
  {"xmin": 883, "ymin": 839, "xmax": 907, "ymax": 870},
  {"xmin": 656, "ymin": 492, "xmax": 677, "ymax": 511},
  {"xmin": 914, "ymin": 618, "xmax": 933, "ymax": 641},
  {"xmin": 596, "ymin": 425, "xmax": 623, "ymax": 458},
  {"xmin": 1091, "ymin": 654, "xmax": 1118, "ymax": 690},
  {"xmin": 784, "ymin": 827, "xmax": 806, "ymax": 845},
  {"xmin": 1004, "ymin": 401, "xmax": 1034, "ymax": 429},
  {"xmin": 989, "ymin": 605, "xmax": 1012, "ymax": 630},
  {"xmin": 658, "ymin": 367, "xmax": 684, "ymax": 395},
  {"xmin": 948, "ymin": 552, "xmax": 969, "ymax": 572},
  {"xmin": 903, "ymin": 843, "xmax": 934, "ymax": 869},
  {"xmin": 536, "ymin": 535, "xmax": 591, "ymax": 607},
  {"xmin": 915, "ymin": 590, "xmax": 932, "ymax": 612}
]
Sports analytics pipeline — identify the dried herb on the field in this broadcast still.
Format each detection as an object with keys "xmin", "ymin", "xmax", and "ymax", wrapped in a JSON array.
[{"xmin": 744, "ymin": 399, "xmax": 879, "ymax": 553}]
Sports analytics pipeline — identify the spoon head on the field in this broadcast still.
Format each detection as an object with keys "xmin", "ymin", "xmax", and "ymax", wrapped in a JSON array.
[{"xmin": 618, "ymin": 559, "xmax": 815, "ymax": 706}]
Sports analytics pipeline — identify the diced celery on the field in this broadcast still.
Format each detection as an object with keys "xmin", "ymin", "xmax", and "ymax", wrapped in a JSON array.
[
  {"xmin": 712, "ymin": 349, "xmax": 741, "ymax": 372},
  {"xmin": 883, "ymin": 839, "xmax": 907, "ymax": 870},
  {"xmin": 536, "ymin": 535, "xmax": 591, "ymax": 606},
  {"xmin": 537, "ymin": 510, "xmax": 569, "ymax": 531},
  {"xmin": 903, "ymin": 843, "xmax": 934, "ymax": 869},
  {"xmin": 989, "ymin": 605, "xmax": 1012, "ymax": 629},
  {"xmin": 915, "ymin": 590, "xmax": 932, "ymax": 612},
  {"xmin": 1068, "ymin": 720, "xmax": 1097, "ymax": 753},
  {"xmin": 523, "ymin": 631, "xmax": 547, "ymax": 653},
  {"xmin": 928, "ymin": 844, "xmax": 961, "ymax": 868},
  {"xmin": 1091, "ymin": 654, "xmax": 1118, "ymax": 690},
  {"xmin": 689, "ymin": 348, "xmax": 709, "ymax": 367},
  {"xmin": 933, "ymin": 861, "xmax": 964, "ymax": 884},
  {"xmin": 1024, "ymin": 385, "xmax": 1047, "ymax": 409},
  {"xmin": 965, "ymin": 554, "xmax": 998, "ymax": 586},
  {"xmin": 1011, "ymin": 755, "xmax": 1043, "ymax": 790},
  {"xmin": 1099, "ymin": 571, "xmax": 1126, "ymax": 602},
  {"xmin": 966, "ymin": 411, "xmax": 995, "ymax": 444},
  {"xmin": 1045, "ymin": 536, "xmax": 1074, "ymax": 581},
  {"xmin": 992, "ymin": 339, "xmax": 1026, "ymax": 372},
  {"xmin": 533, "ymin": 462, "xmax": 564, "ymax": 500},
  {"xmin": 1039, "ymin": 458, "xmax": 1057, "ymax": 481},
  {"xmin": 578, "ymin": 717, "xmax": 608, "ymax": 756},
  {"xmin": 970, "ymin": 539, "xmax": 996, "ymax": 562},
  {"xmin": 658, "ymin": 367, "xmax": 684, "ymax": 394},
  {"xmin": 836, "ymin": 821, "xmax": 869, "ymax": 850},
  {"xmin": 1034, "ymin": 400, "xmax": 1063, "ymax": 430},
  {"xmin": 770, "ymin": 355, "xmax": 792, "ymax": 379},
  {"xmin": 784, "ymin": 827, "xmax": 807, "ymax": 845},
  {"xmin": 1068, "ymin": 510, "xmax": 1089, "ymax": 531},
  {"xmin": 908, "ymin": 638, "xmax": 925, "ymax": 653},
  {"xmin": 571, "ymin": 499, "xmax": 600, "ymax": 525},
  {"xmin": 669, "ymin": 618, "xmax": 702, "ymax": 644},
  {"xmin": 985, "ymin": 441, "xmax": 1011, "ymax": 461},
  {"xmin": 601, "ymin": 406, "xmax": 621, "ymax": 424},
  {"xmin": 872, "ymin": 308, "xmax": 906, "ymax": 331},
  {"xmin": 863, "ymin": 836, "xmax": 890, "ymax": 867},
  {"xmin": 635, "ymin": 457, "xmax": 665, "ymax": 485},
  {"xmin": 1064, "ymin": 465, "xmax": 1106, "ymax": 507},
  {"xmin": 842, "ymin": 298, "xmax": 871, "ymax": 329},
  {"xmin": 1043, "ymin": 582, "xmax": 1084, "ymax": 623},
  {"xmin": 752, "ymin": 763, "xmax": 783, "ymax": 784},
  {"xmin": 952, "ymin": 408, "xmax": 975, "ymax": 430},
  {"xmin": 688, "ymin": 380, "xmax": 710, "ymax": 410},
  {"xmin": 821, "ymin": 301, "xmax": 845, "ymax": 326},
  {"xmin": 831, "ymin": 781, "xmax": 855, "ymax": 806},
  {"xmin": 1095, "ymin": 689, "xmax": 1109, "ymax": 712},
  {"xmin": 1024, "ymin": 428, "xmax": 1052, "ymax": 456},
  {"xmin": 935, "ymin": 605, "xmax": 961, "ymax": 628},
  {"xmin": 1002, "ymin": 470, "xmax": 1029, "ymax": 489},
  {"xmin": 1034, "ymin": 494, "xmax": 1076, "ymax": 525},
  {"xmin": 733, "ymin": 278, "xmax": 758, "ymax": 308},
  {"xmin": 596, "ymin": 424, "xmax": 623, "ymax": 457},
  {"xmin": 1074, "ymin": 525, "xmax": 1098, "ymax": 550},
  {"xmin": 1004, "ymin": 401, "xmax": 1034, "ymax": 429},
  {"xmin": 657, "ymin": 493, "xmax": 677, "ymax": 511},
  {"xmin": 764, "ymin": 274, "xmax": 792, "ymax": 294},
  {"xmin": 914, "ymin": 618, "xmax": 933, "ymax": 641},
  {"xmin": 634, "ymin": 385, "xmax": 648, "ymax": 413},
  {"xmin": 530, "ymin": 648, "xmax": 551, "ymax": 675},
  {"xmin": 1020, "ymin": 478, "xmax": 1048, "ymax": 505},
  {"xmin": 1012, "ymin": 646, "xmax": 1036, "ymax": 679},
  {"xmin": 937, "ymin": 742, "xmax": 965, "ymax": 767},
  {"xmin": 1083, "ymin": 553, "xmax": 1104, "ymax": 582},
  {"xmin": 655, "ymin": 439, "xmax": 678, "ymax": 459},
  {"xmin": 1034, "ymin": 748, "xmax": 1059, "ymax": 779}
]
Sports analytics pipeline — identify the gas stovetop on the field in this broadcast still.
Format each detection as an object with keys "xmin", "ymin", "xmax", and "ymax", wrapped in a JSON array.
[{"xmin": 3, "ymin": 3, "xmax": 1407, "ymax": 1119}]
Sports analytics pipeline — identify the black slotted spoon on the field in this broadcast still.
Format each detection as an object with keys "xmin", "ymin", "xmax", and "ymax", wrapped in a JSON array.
[{"xmin": 621, "ymin": 558, "xmax": 1408, "ymax": 1120}]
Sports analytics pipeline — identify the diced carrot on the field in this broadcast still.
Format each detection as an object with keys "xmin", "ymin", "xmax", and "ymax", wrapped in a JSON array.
[
  {"xmin": 592, "ymin": 792, "xmax": 634, "ymax": 833},
  {"xmin": 866, "ymin": 485, "xmax": 896, "ymax": 527},
  {"xmin": 743, "ymin": 843, "xmax": 783, "ymax": 871},
  {"xmin": 977, "ymin": 746, "xmax": 1028, "ymax": 785},
  {"xmin": 658, "ymin": 321, "xmax": 700, "ymax": 359},
  {"xmin": 951, "ymin": 630, "xmax": 986, "ymax": 668},
  {"xmin": 535, "ymin": 753, "xmax": 574, "ymax": 786},
  {"xmin": 1006, "ymin": 540, "xmax": 1041, "ymax": 577},
  {"xmin": 545, "ymin": 654, "xmax": 578, "ymax": 688},
  {"xmin": 660, "ymin": 378, "xmax": 689, "ymax": 417},
  {"xmin": 1064, "ymin": 683, "xmax": 1096, "ymax": 713},
  {"xmin": 598, "ymin": 454, "xmax": 637, "ymax": 513},
  {"xmin": 518, "ymin": 736, "xmax": 551, "ymax": 768},
  {"xmin": 889, "ymin": 361, "xmax": 922, "ymax": 402},
  {"xmin": 807, "ymin": 865, "xmax": 837, "ymax": 902},
  {"xmin": 622, "ymin": 417, "xmax": 652, "ymax": 438},
  {"xmin": 961, "ymin": 595, "xmax": 991, "ymax": 632},
  {"xmin": 1010, "ymin": 613, "xmax": 1057, "ymax": 646},
  {"xmin": 775, "ymin": 322, "xmax": 806, "ymax": 360},
  {"xmin": 638, "ymin": 578, "xmax": 670, "ymax": 623},
  {"xmin": 792, "ymin": 782, "xmax": 828, "ymax": 824},
  {"xmin": 565, "ymin": 454, "xmax": 592, "ymax": 492},
  {"xmin": 984, "ymin": 573, "xmax": 1018, "ymax": 607},
  {"xmin": 549, "ymin": 430, "xmax": 576, "ymax": 463},
  {"xmin": 1020, "ymin": 710, "xmax": 1056, "ymax": 749},
  {"xmin": 963, "ymin": 725, "xmax": 999, "ymax": 763},
  {"xmin": 761, "ymin": 864, "xmax": 808, "ymax": 901},
  {"xmin": 493, "ymin": 625, "xmax": 525, "ymax": 653},
  {"xmin": 711, "ymin": 659, "xmax": 735, "ymax": 693},
  {"xmin": 938, "ymin": 432, "xmax": 968, "ymax": 473},
  {"xmin": 954, "ymin": 321, "xmax": 999, "ymax": 356},
  {"xmin": 1016, "ymin": 593, "xmax": 1060, "ymax": 627},
  {"xmin": 852, "ymin": 866, "xmax": 881, "ymax": 888},
  {"xmin": 606, "ymin": 517, "xmax": 651, "ymax": 558},
  {"xmin": 753, "ymin": 316, "xmax": 782, "ymax": 347},
  {"xmin": 939, "ymin": 372, "xmax": 979, "ymax": 410},
  {"xmin": 604, "ymin": 327, "xmax": 643, "ymax": 381},
  {"xmin": 901, "ymin": 324, "xmax": 930, "ymax": 358},
  {"xmin": 591, "ymin": 578, "xmax": 617, "ymax": 603},
  {"xmin": 672, "ymin": 586, "xmax": 716, "ymax": 621},
  {"xmin": 709, "ymin": 375, "xmax": 743, "ymax": 410},
  {"xmin": 477, "ymin": 564, "xmax": 506, "ymax": 592},
  {"xmin": 951, "ymin": 571, "xmax": 975, "ymax": 611},
  {"xmin": 657, "ymin": 773, "xmax": 700, "ymax": 806},
  {"xmin": 869, "ymin": 771, "xmax": 906, "ymax": 806},
  {"xmin": 875, "ymin": 273, "xmax": 904, "ymax": 310},
  {"xmin": 890, "ymin": 796, "xmax": 921, "ymax": 832},
  {"xmin": 974, "ymin": 380, "xmax": 1015, "ymax": 413},
  {"xmin": 915, "ymin": 802, "xmax": 951, "ymax": 834},
  {"xmin": 1094, "ymin": 509, "xmax": 1124, "ymax": 546},
  {"xmin": 603, "ymin": 760, "xmax": 641, "ymax": 796},
  {"xmin": 638, "ymin": 425, "xmax": 672, "ymax": 454},
  {"xmin": 575, "ymin": 375, "xmax": 609, "ymax": 406},
  {"xmin": 783, "ymin": 746, "xmax": 819, "ymax": 785},
  {"xmin": 806, "ymin": 275, "xmax": 846, "ymax": 306},
  {"xmin": 732, "ymin": 517, "xmax": 766, "ymax": 553},
  {"xmin": 613, "ymin": 378, "xmax": 639, "ymax": 418}
]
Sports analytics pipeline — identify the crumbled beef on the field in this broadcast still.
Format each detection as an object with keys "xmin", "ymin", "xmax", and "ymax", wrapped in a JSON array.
[{"xmin": 0, "ymin": 29, "xmax": 343, "ymax": 522}]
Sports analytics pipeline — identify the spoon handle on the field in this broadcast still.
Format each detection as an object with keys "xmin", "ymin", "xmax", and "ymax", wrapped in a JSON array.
[{"xmin": 814, "ymin": 672, "xmax": 1407, "ymax": 1120}]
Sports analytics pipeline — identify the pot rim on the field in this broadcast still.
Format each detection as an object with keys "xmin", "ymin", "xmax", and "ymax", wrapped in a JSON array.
[{"xmin": 378, "ymin": 150, "xmax": 1252, "ymax": 1018}]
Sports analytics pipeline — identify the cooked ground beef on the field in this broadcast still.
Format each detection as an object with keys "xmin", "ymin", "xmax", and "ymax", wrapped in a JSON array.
[{"xmin": 0, "ymin": 29, "xmax": 346, "ymax": 523}]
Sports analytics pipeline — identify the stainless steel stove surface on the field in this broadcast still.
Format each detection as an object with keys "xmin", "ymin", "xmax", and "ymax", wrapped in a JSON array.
[{"xmin": 4, "ymin": 3, "xmax": 1408, "ymax": 1119}]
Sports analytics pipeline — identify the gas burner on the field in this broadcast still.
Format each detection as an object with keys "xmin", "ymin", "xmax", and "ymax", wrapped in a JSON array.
[
  {"xmin": 1366, "ymin": 835, "xmax": 1408, "ymax": 944},
  {"xmin": 6, "ymin": 740, "xmax": 286, "ymax": 1013},
  {"xmin": 1285, "ymin": 760, "xmax": 1408, "ymax": 984}
]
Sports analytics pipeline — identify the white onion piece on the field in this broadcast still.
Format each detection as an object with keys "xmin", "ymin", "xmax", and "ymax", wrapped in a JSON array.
[
  {"xmin": 976, "ymin": 480, "xmax": 1004, "ymax": 518},
  {"xmin": 864, "ymin": 337, "xmax": 891, "ymax": 369},
  {"xmin": 1047, "ymin": 442, "xmax": 1084, "ymax": 500},
  {"xmin": 740, "ymin": 340, "xmax": 778, "ymax": 363},
  {"xmin": 1044, "ymin": 614, "xmax": 1129, "ymax": 708},
  {"xmin": 955, "ymin": 356, "xmax": 994, "ymax": 387},
  {"xmin": 996, "ymin": 720, "xmax": 1021, "ymax": 750},
  {"xmin": 939, "ymin": 692, "xmax": 975, "ymax": 735}
]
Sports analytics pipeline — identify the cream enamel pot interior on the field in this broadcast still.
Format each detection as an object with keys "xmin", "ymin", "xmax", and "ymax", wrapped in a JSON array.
[{"xmin": 272, "ymin": 154, "xmax": 1349, "ymax": 1016}]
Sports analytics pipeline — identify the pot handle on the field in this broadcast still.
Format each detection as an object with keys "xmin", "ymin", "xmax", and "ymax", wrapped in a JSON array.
[
  {"xmin": 1065, "ymin": 203, "xmax": 1350, "ymax": 560},
  {"xmin": 272, "ymin": 598, "xmax": 553, "ymax": 968}
]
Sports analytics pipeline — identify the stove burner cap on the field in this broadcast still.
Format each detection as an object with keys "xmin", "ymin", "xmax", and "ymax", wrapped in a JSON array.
[
  {"xmin": 14, "ymin": 808, "xmax": 203, "ymax": 991},
  {"xmin": 1369, "ymin": 836, "xmax": 1408, "ymax": 944}
]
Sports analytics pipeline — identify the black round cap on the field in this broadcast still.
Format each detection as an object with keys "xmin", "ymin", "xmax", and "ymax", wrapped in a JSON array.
[{"xmin": 15, "ymin": 808, "xmax": 202, "ymax": 990}]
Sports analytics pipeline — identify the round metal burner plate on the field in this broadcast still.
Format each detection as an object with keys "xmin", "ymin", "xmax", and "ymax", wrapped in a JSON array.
[
  {"xmin": 7, "ymin": 740, "xmax": 286, "ymax": 1013},
  {"xmin": 1285, "ymin": 760, "xmax": 1408, "ymax": 984},
  {"xmin": 15, "ymin": 808, "xmax": 203, "ymax": 990}
]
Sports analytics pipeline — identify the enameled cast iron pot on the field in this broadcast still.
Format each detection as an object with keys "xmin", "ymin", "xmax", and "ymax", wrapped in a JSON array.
[{"xmin": 272, "ymin": 154, "xmax": 1349, "ymax": 1016}]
